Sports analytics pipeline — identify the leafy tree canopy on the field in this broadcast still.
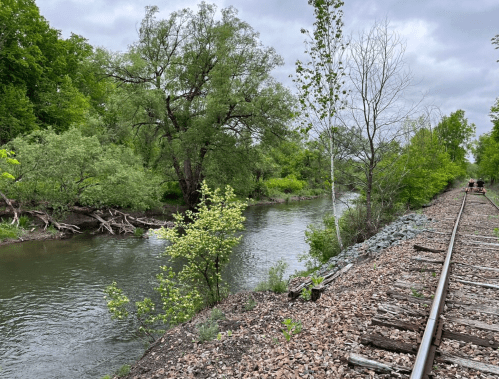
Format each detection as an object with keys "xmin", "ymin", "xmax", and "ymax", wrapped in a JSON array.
[
  {"xmin": 103, "ymin": 3, "xmax": 295, "ymax": 208},
  {"xmin": 0, "ymin": 0, "xmax": 94, "ymax": 142},
  {"xmin": 434, "ymin": 109, "xmax": 475, "ymax": 167}
]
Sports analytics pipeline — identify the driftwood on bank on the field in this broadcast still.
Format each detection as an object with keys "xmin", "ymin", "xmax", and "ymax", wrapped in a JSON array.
[
  {"xmin": 0, "ymin": 191, "xmax": 19, "ymax": 225},
  {"xmin": 1, "ymin": 197, "xmax": 174, "ymax": 235},
  {"xmin": 27, "ymin": 210, "xmax": 81, "ymax": 234}
]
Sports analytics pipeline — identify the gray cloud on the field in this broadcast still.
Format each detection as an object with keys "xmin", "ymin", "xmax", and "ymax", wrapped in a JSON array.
[{"xmin": 36, "ymin": 0, "xmax": 499, "ymax": 136}]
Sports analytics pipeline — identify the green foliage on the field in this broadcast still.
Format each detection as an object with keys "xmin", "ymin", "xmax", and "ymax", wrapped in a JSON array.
[
  {"xmin": 197, "ymin": 320, "xmax": 219, "ymax": 343},
  {"xmin": 209, "ymin": 308, "xmax": 225, "ymax": 322},
  {"xmin": 115, "ymin": 364, "xmax": 131, "ymax": 377},
  {"xmin": 254, "ymin": 259, "xmax": 288, "ymax": 293},
  {"xmin": 265, "ymin": 175, "xmax": 306, "ymax": 194},
  {"xmin": 3, "ymin": 128, "xmax": 160, "ymax": 210},
  {"xmin": 474, "ymin": 133, "xmax": 499, "ymax": 184},
  {"xmin": 133, "ymin": 228, "xmax": 145, "ymax": 237},
  {"xmin": 0, "ymin": 0, "xmax": 95, "ymax": 142},
  {"xmin": 398, "ymin": 126, "xmax": 463, "ymax": 208},
  {"xmin": 281, "ymin": 319, "xmax": 302, "ymax": 341},
  {"xmin": 300, "ymin": 287, "xmax": 312, "ymax": 301},
  {"xmin": 155, "ymin": 182, "xmax": 246, "ymax": 306},
  {"xmin": 105, "ymin": 183, "xmax": 246, "ymax": 339},
  {"xmin": 18, "ymin": 215, "xmax": 31, "ymax": 229},
  {"xmin": 0, "ymin": 220, "xmax": 20, "ymax": 241},
  {"xmin": 494, "ymin": 228, "xmax": 499, "ymax": 239},
  {"xmin": 243, "ymin": 296, "xmax": 257, "ymax": 312},
  {"xmin": 105, "ymin": 281, "xmax": 130, "ymax": 320},
  {"xmin": 490, "ymin": 97, "xmax": 499, "ymax": 142},
  {"xmin": 104, "ymin": 3, "xmax": 295, "ymax": 209},
  {"xmin": 411, "ymin": 288, "xmax": 424, "ymax": 298},
  {"xmin": 0, "ymin": 149, "xmax": 19, "ymax": 181},
  {"xmin": 435, "ymin": 110, "xmax": 475, "ymax": 168}
]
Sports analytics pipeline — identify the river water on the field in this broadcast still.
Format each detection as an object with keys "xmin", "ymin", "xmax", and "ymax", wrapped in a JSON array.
[{"xmin": 0, "ymin": 194, "xmax": 356, "ymax": 379}]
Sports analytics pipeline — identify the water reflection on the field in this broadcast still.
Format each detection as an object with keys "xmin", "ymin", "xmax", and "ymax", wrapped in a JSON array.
[{"xmin": 0, "ymin": 193, "xmax": 356, "ymax": 378}]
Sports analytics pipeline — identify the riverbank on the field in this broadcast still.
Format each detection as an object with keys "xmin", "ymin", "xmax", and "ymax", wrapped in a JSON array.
[
  {"xmin": 109, "ymin": 187, "xmax": 475, "ymax": 379},
  {"xmin": 0, "ymin": 192, "xmax": 338, "ymax": 247}
]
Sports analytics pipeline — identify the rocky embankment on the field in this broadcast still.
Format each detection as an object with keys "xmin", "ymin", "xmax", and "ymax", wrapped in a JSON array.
[{"xmin": 317, "ymin": 212, "xmax": 434, "ymax": 277}]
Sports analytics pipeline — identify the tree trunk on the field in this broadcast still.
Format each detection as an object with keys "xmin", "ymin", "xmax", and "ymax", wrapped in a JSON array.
[{"xmin": 329, "ymin": 135, "xmax": 343, "ymax": 250}]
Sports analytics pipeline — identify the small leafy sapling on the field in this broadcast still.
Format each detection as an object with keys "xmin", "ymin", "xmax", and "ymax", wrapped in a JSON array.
[{"xmin": 282, "ymin": 319, "xmax": 302, "ymax": 341}]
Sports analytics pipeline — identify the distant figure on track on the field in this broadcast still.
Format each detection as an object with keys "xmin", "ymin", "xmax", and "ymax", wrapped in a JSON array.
[
  {"xmin": 467, "ymin": 178, "xmax": 475, "ymax": 193},
  {"xmin": 477, "ymin": 178, "xmax": 486, "ymax": 193}
]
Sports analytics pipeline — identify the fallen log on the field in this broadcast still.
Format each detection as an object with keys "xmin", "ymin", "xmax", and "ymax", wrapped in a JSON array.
[
  {"xmin": 360, "ymin": 333, "xmax": 419, "ymax": 354},
  {"xmin": 437, "ymin": 353, "xmax": 499, "ymax": 375},
  {"xmin": 413, "ymin": 244, "xmax": 444, "ymax": 253},
  {"xmin": 348, "ymin": 353, "xmax": 411, "ymax": 374},
  {"xmin": 27, "ymin": 210, "xmax": 81, "ymax": 234}
]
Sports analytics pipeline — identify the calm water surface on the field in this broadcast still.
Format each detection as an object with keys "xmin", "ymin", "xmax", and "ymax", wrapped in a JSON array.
[{"xmin": 0, "ymin": 194, "xmax": 356, "ymax": 379}]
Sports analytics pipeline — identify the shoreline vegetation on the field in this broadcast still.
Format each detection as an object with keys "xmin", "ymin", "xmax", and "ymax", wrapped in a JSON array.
[{"xmin": 0, "ymin": 190, "xmax": 343, "ymax": 247}]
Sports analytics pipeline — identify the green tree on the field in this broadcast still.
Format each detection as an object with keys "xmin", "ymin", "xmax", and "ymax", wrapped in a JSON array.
[
  {"xmin": 490, "ymin": 98, "xmax": 499, "ymax": 142},
  {"xmin": 294, "ymin": 0, "xmax": 347, "ymax": 250},
  {"xmin": 103, "ymin": 3, "xmax": 294, "ymax": 209},
  {"xmin": 0, "ymin": 0, "xmax": 93, "ymax": 142},
  {"xmin": 475, "ymin": 133, "xmax": 499, "ymax": 184},
  {"xmin": 434, "ymin": 110, "xmax": 475, "ymax": 167},
  {"xmin": 3, "ymin": 129, "xmax": 160, "ymax": 210},
  {"xmin": 398, "ymin": 123, "xmax": 461, "ymax": 207},
  {"xmin": 106, "ymin": 183, "xmax": 245, "ymax": 336}
]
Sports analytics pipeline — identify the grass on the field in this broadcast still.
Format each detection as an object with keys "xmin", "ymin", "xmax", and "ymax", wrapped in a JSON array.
[
  {"xmin": 254, "ymin": 259, "xmax": 288, "ymax": 293},
  {"xmin": 133, "ymin": 227, "xmax": 145, "ymax": 237},
  {"xmin": 243, "ymin": 296, "xmax": 257, "ymax": 312},
  {"xmin": 115, "ymin": 364, "xmax": 131, "ymax": 377},
  {"xmin": 0, "ymin": 220, "xmax": 20, "ymax": 241}
]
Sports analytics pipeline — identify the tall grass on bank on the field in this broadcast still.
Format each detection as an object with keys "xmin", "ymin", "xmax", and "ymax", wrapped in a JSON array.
[
  {"xmin": 302, "ymin": 200, "xmax": 401, "ymax": 269},
  {"xmin": 0, "ymin": 220, "xmax": 20, "ymax": 241}
]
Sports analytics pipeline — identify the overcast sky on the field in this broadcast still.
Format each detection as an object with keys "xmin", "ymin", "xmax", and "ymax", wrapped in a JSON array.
[{"xmin": 36, "ymin": 0, "xmax": 499, "ymax": 138}]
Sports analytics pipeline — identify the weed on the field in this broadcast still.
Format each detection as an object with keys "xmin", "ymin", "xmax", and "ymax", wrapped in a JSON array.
[
  {"xmin": 115, "ymin": 364, "xmax": 131, "ymax": 377},
  {"xmin": 273, "ymin": 337, "xmax": 279, "ymax": 345},
  {"xmin": 254, "ymin": 259, "xmax": 288, "ymax": 293},
  {"xmin": 300, "ymin": 287, "xmax": 311, "ymax": 301},
  {"xmin": 217, "ymin": 332, "xmax": 222, "ymax": 341},
  {"xmin": 411, "ymin": 287, "xmax": 424, "ymax": 298},
  {"xmin": 210, "ymin": 308, "xmax": 225, "ymax": 321},
  {"xmin": 282, "ymin": 319, "xmax": 302, "ymax": 341},
  {"xmin": 432, "ymin": 272, "xmax": 436, "ymax": 278},
  {"xmin": 99, "ymin": 376, "xmax": 111, "ymax": 379},
  {"xmin": 0, "ymin": 220, "xmax": 20, "ymax": 240},
  {"xmin": 47, "ymin": 225, "xmax": 59, "ymax": 236},
  {"xmin": 134, "ymin": 227, "xmax": 145, "ymax": 237},
  {"xmin": 18, "ymin": 215, "xmax": 31, "ymax": 229},
  {"xmin": 243, "ymin": 296, "xmax": 257, "ymax": 312},
  {"xmin": 494, "ymin": 228, "xmax": 499, "ymax": 239},
  {"xmin": 227, "ymin": 330, "xmax": 232, "ymax": 337},
  {"xmin": 197, "ymin": 321, "xmax": 219, "ymax": 343},
  {"xmin": 373, "ymin": 263, "xmax": 376, "ymax": 270},
  {"xmin": 311, "ymin": 274, "xmax": 324, "ymax": 286}
]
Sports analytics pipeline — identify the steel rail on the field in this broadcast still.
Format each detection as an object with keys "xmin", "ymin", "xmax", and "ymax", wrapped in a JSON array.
[
  {"xmin": 485, "ymin": 194, "xmax": 499, "ymax": 212},
  {"xmin": 410, "ymin": 193, "xmax": 467, "ymax": 379}
]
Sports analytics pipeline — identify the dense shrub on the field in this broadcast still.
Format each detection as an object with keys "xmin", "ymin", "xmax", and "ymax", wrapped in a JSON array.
[{"xmin": 265, "ymin": 175, "xmax": 306, "ymax": 194}]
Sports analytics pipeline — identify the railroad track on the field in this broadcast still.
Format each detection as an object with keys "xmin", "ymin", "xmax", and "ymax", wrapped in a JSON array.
[{"xmin": 349, "ymin": 190, "xmax": 499, "ymax": 378}]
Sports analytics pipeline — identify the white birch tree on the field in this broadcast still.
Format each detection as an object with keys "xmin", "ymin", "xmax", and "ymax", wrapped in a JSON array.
[{"xmin": 294, "ymin": 0, "xmax": 348, "ymax": 251}]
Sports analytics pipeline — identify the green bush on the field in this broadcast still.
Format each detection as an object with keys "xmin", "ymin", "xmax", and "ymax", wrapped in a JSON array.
[
  {"xmin": 197, "ymin": 320, "xmax": 219, "ymax": 343},
  {"xmin": 255, "ymin": 259, "xmax": 288, "ymax": 293},
  {"xmin": 115, "ymin": 364, "xmax": 131, "ymax": 377},
  {"xmin": 18, "ymin": 215, "xmax": 30, "ymax": 229},
  {"xmin": 161, "ymin": 181, "xmax": 184, "ymax": 204},
  {"xmin": 265, "ymin": 175, "xmax": 306, "ymax": 194},
  {"xmin": 0, "ymin": 221, "xmax": 20, "ymax": 240},
  {"xmin": 133, "ymin": 227, "xmax": 145, "ymax": 237},
  {"xmin": 243, "ymin": 296, "xmax": 257, "ymax": 311}
]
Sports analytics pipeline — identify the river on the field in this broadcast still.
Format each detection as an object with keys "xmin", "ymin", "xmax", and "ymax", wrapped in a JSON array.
[{"xmin": 0, "ymin": 193, "xmax": 357, "ymax": 379}]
